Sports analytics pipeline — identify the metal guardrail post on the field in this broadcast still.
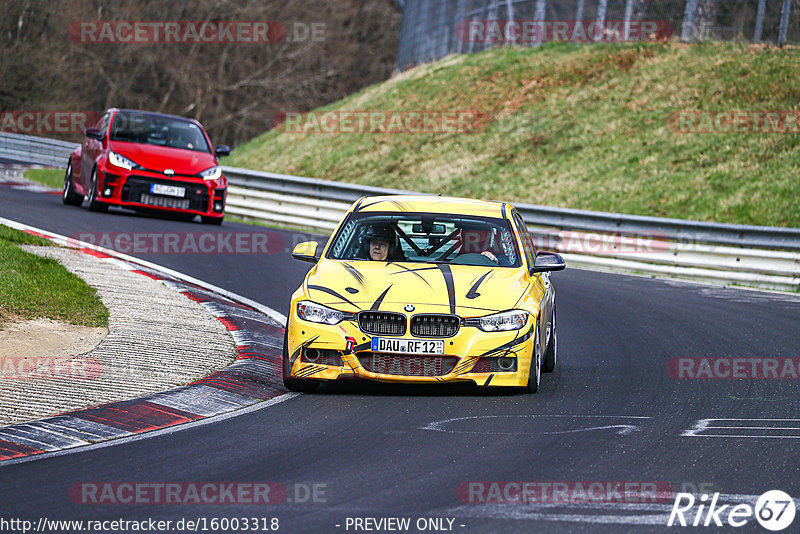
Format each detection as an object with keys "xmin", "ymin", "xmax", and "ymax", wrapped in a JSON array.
[
  {"xmin": 623, "ymin": 0, "xmax": 634, "ymax": 41},
  {"xmin": 575, "ymin": 0, "xmax": 585, "ymax": 22},
  {"xmin": 533, "ymin": 0, "xmax": 546, "ymax": 46},
  {"xmin": 594, "ymin": 0, "xmax": 608, "ymax": 42},
  {"xmin": 754, "ymin": 0, "xmax": 766, "ymax": 42},
  {"xmin": 681, "ymin": 0, "xmax": 699, "ymax": 42},
  {"xmin": 779, "ymin": 0, "xmax": 792, "ymax": 46},
  {"xmin": 456, "ymin": 0, "xmax": 466, "ymax": 54}
]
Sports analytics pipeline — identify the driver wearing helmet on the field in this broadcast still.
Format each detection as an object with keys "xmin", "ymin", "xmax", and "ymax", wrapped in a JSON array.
[{"xmin": 362, "ymin": 224, "xmax": 404, "ymax": 261}]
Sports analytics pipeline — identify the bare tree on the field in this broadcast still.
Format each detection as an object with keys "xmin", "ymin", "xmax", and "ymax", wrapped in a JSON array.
[
  {"xmin": 1, "ymin": 0, "xmax": 402, "ymax": 146},
  {"xmin": 694, "ymin": 0, "xmax": 720, "ymax": 40}
]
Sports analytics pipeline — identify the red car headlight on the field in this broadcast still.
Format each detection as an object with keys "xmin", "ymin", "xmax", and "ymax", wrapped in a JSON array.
[{"xmin": 108, "ymin": 151, "xmax": 140, "ymax": 171}]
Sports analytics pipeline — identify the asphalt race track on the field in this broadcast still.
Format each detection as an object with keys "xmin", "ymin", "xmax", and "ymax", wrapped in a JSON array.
[{"xmin": 1, "ymin": 182, "xmax": 799, "ymax": 533}]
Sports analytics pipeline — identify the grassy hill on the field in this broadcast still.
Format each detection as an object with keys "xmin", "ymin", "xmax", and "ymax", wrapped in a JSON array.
[{"xmin": 227, "ymin": 41, "xmax": 800, "ymax": 228}]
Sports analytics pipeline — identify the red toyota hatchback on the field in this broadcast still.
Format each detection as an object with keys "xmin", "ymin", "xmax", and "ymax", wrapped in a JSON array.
[{"xmin": 63, "ymin": 108, "xmax": 230, "ymax": 224}]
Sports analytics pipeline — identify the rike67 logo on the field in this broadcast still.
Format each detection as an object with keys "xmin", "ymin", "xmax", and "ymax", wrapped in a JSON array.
[{"xmin": 668, "ymin": 490, "xmax": 795, "ymax": 531}]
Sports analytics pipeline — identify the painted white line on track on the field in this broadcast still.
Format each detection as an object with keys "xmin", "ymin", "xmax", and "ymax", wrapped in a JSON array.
[
  {"xmin": 683, "ymin": 418, "xmax": 800, "ymax": 438},
  {"xmin": 0, "ymin": 215, "xmax": 287, "ymax": 324},
  {"xmin": 420, "ymin": 414, "xmax": 651, "ymax": 435},
  {"xmin": 0, "ymin": 392, "xmax": 299, "ymax": 468}
]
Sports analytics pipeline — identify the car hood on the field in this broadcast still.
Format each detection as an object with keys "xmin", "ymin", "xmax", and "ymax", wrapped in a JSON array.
[
  {"xmin": 109, "ymin": 140, "xmax": 216, "ymax": 175},
  {"xmin": 304, "ymin": 259, "xmax": 532, "ymax": 317}
]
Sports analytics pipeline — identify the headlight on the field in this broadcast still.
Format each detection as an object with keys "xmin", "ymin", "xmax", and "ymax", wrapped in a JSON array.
[
  {"xmin": 471, "ymin": 310, "xmax": 529, "ymax": 332},
  {"xmin": 108, "ymin": 151, "xmax": 139, "ymax": 170},
  {"xmin": 296, "ymin": 301, "xmax": 355, "ymax": 325},
  {"xmin": 199, "ymin": 165, "xmax": 221, "ymax": 181}
]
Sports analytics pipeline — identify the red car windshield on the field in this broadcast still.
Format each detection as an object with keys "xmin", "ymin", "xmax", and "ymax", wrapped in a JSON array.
[{"xmin": 109, "ymin": 112, "xmax": 211, "ymax": 153}]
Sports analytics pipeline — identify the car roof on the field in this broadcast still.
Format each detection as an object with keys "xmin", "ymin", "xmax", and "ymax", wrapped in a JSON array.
[
  {"xmin": 108, "ymin": 108, "xmax": 202, "ymax": 126},
  {"xmin": 355, "ymin": 195, "xmax": 508, "ymax": 219}
]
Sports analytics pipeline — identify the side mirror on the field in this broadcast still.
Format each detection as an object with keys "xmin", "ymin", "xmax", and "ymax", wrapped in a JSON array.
[
  {"xmin": 531, "ymin": 251, "xmax": 566, "ymax": 273},
  {"xmin": 85, "ymin": 128, "xmax": 103, "ymax": 140},
  {"xmin": 292, "ymin": 241, "xmax": 320, "ymax": 263},
  {"xmin": 214, "ymin": 145, "xmax": 232, "ymax": 158}
]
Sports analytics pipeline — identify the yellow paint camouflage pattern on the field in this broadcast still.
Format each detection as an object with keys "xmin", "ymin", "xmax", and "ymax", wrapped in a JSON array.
[{"xmin": 285, "ymin": 195, "xmax": 556, "ymax": 389}]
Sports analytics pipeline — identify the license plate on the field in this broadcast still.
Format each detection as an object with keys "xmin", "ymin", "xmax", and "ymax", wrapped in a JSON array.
[
  {"xmin": 150, "ymin": 184, "xmax": 185, "ymax": 197},
  {"xmin": 371, "ymin": 337, "xmax": 444, "ymax": 355}
]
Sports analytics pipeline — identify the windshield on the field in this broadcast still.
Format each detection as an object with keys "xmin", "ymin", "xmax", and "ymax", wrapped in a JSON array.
[
  {"xmin": 109, "ymin": 112, "xmax": 211, "ymax": 153},
  {"xmin": 327, "ymin": 212, "xmax": 521, "ymax": 267}
]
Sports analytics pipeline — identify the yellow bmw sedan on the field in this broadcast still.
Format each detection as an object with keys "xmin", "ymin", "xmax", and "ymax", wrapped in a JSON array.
[{"xmin": 284, "ymin": 195, "xmax": 565, "ymax": 393}]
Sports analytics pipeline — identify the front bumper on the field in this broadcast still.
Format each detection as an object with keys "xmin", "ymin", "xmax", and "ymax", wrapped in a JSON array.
[
  {"xmin": 94, "ymin": 166, "xmax": 226, "ymax": 217},
  {"xmin": 286, "ymin": 309, "xmax": 536, "ymax": 388}
]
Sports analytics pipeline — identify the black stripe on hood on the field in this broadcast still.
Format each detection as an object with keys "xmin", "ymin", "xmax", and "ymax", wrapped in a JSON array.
[
  {"xmin": 437, "ymin": 264, "xmax": 456, "ymax": 314},
  {"xmin": 370, "ymin": 285, "xmax": 393, "ymax": 311},
  {"xmin": 308, "ymin": 285, "xmax": 361, "ymax": 309}
]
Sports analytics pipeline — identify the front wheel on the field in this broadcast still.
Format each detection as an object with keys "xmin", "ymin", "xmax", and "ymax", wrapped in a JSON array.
[
  {"xmin": 522, "ymin": 328, "xmax": 542, "ymax": 393},
  {"xmin": 62, "ymin": 161, "xmax": 82, "ymax": 206},
  {"xmin": 201, "ymin": 215, "xmax": 223, "ymax": 225},
  {"xmin": 86, "ymin": 167, "xmax": 108, "ymax": 212},
  {"xmin": 542, "ymin": 305, "xmax": 557, "ymax": 373},
  {"xmin": 282, "ymin": 325, "xmax": 319, "ymax": 393}
]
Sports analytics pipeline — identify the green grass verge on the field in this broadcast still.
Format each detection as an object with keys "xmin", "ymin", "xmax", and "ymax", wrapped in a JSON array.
[
  {"xmin": 0, "ymin": 225, "xmax": 109, "ymax": 327},
  {"xmin": 227, "ymin": 41, "xmax": 800, "ymax": 228},
  {"xmin": 23, "ymin": 168, "xmax": 63, "ymax": 189}
]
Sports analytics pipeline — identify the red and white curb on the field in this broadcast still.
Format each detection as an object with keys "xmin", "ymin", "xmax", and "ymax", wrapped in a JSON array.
[{"xmin": 0, "ymin": 217, "xmax": 290, "ymax": 464}]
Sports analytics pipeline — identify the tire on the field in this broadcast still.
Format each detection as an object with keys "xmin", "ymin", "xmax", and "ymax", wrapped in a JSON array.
[
  {"xmin": 542, "ymin": 305, "xmax": 557, "ymax": 373},
  {"xmin": 282, "ymin": 324, "xmax": 319, "ymax": 393},
  {"xmin": 522, "ymin": 327, "xmax": 542, "ymax": 393},
  {"xmin": 201, "ymin": 215, "xmax": 224, "ymax": 225},
  {"xmin": 86, "ymin": 167, "xmax": 108, "ymax": 212},
  {"xmin": 62, "ymin": 161, "xmax": 82, "ymax": 206}
]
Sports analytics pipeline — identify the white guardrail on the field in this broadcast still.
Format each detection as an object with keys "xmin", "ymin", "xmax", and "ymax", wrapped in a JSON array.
[{"xmin": 1, "ymin": 131, "xmax": 799, "ymax": 292}]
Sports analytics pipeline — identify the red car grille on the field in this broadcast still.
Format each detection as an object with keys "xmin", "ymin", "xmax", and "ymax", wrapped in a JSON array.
[
  {"xmin": 358, "ymin": 353, "xmax": 458, "ymax": 377},
  {"xmin": 121, "ymin": 176, "xmax": 209, "ymax": 211},
  {"xmin": 140, "ymin": 193, "xmax": 190, "ymax": 210}
]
